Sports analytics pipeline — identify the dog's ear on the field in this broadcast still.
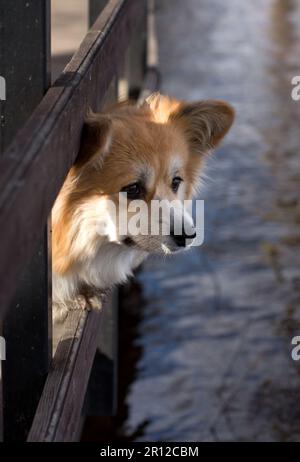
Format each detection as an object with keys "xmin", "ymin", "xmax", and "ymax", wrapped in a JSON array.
[
  {"xmin": 169, "ymin": 100, "xmax": 235, "ymax": 154},
  {"xmin": 75, "ymin": 110, "xmax": 112, "ymax": 168}
]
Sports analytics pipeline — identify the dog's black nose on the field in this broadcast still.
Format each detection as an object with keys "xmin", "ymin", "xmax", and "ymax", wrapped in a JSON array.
[{"xmin": 171, "ymin": 227, "xmax": 196, "ymax": 247}]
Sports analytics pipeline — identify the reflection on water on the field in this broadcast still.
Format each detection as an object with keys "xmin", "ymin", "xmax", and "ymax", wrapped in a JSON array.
[{"xmin": 120, "ymin": 0, "xmax": 300, "ymax": 442}]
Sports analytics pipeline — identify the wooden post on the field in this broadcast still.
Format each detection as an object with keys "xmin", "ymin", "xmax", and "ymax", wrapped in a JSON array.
[
  {"xmin": 0, "ymin": 0, "xmax": 51, "ymax": 441},
  {"xmin": 0, "ymin": 0, "xmax": 51, "ymax": 153},
  {"xmin": 89, "ymin": 0, "xmax": 108, "ymax": 26},
  {"xmin": 127, "ymin": 1, "xmax": 147, "ymax": 99}
]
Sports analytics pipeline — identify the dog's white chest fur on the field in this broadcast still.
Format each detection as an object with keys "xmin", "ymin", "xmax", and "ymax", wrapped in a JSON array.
[{"xmin": 53, "ymin": 242, "xmax": 147, "ymax": 307}]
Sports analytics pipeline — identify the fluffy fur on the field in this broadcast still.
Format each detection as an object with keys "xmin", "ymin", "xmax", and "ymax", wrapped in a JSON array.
[{"xmin": 52, "ymin": 93, "xmax": 234, "ymax": 322}]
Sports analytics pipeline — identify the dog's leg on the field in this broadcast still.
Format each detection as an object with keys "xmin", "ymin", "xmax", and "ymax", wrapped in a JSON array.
[
  {"xmin": 53, "ymin": 297, "xmax": 86, "ymax": 324},
  {"xmin": 78, "ymin": 284, "xmax": 109, "ymax": 311},
  {"xmin": 53, "ymin": 301, "xmax": 70, "ymax": 324},
  {"xmin": 53, "ymin": 288, "xmax": 108, "ymax": 324}
]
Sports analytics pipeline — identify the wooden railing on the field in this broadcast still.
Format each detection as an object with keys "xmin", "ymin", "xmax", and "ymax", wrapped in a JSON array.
[{"xmin": 0, "ymin": 0, "xmax": 158, "ymax": 442}]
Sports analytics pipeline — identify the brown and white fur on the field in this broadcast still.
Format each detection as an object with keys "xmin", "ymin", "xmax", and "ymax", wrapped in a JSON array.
[{"xmin": 52, "ymin": 93, "xmax": 234, "ymax": 322}]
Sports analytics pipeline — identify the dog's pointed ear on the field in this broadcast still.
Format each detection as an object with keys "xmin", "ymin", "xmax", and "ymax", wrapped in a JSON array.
[
  {"xmin": 169, "ymin": 100, "xmax": 235, "ymax": 154},
  {"xmin": 75, "ymin": 110, "xmax": 112, "ymax": 168}
]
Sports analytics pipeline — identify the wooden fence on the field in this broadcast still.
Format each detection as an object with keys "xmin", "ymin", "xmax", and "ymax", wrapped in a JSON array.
[{"xmin": 0, "ymin": 0, "xmax": 158, "ymax": 442}]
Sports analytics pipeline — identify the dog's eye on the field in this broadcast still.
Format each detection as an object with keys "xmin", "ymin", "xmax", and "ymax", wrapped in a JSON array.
[
  {"xmin": 121, "ymin": 182, "xmax": 142, "ymax": 199},
  {"xmin": 171, "ymin": 176, "xmax": 183, "ymax": 193}
]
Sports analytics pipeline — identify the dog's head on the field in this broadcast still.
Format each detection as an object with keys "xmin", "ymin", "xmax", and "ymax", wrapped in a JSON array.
[{"xmin": 53, "ymin": 93, "xmax": 234, "ymax": 272}]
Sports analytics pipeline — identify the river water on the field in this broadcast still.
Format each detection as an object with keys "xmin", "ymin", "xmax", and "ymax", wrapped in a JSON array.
[{"xmin": 119, "ymin": 0, "xmax": 300, "ymax": 442}]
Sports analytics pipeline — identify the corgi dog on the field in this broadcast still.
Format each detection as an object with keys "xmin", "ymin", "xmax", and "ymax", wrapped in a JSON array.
[{"xmin": 52, "ymin": 93, "xmax": 234, "ymax": 321}]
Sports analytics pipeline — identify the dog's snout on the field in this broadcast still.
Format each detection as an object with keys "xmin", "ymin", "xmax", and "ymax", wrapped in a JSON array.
[{"xmin": 171, "ymin": 226, "xmax": 196, "ymax": 247}]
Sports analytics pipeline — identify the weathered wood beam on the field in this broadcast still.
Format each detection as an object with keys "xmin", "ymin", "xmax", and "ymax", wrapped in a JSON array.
[{"xmin": 28, "ymin": 308, "xmax": 104, "ymax": 442}]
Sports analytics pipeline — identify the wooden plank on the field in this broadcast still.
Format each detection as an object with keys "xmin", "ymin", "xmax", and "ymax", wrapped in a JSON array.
[
  {"xmin": 137, "ymin": 0, "xmax": 160, "ymax": 103},
  {"xmin": 0, "ymin": 0, "xmax": 143, "ymax": 316},
  {"xmin": 85, "ymin": 290, "xmax": 118, "ymax": 416},
  {"xmin": 28, "ymin": 307, "xmax": 104, "ymax": 442},
  {"xmin": 89, "ymin": 0, "xmax": 108, "ymax": 27},
  {"xmin": 0, "ymin": 335, "xmax": 4, "ymax": 441},
  {"xmin": 146, "ymin": 0, "xmax": 159, "ymax": 70},
  {"xmin": 127, "ymin": 1, "xmax": 147, "ymax": 100},
  {"xmin": 0, "ymin": 0, "xmax": 51, "ymax": 441},
  {"xmin": 0, "ymin": 0, "xmax": 51, "ymax": 153},
  {"xmin": 2, "ymin": 229, "xmax": 52, "ymax": 441}
]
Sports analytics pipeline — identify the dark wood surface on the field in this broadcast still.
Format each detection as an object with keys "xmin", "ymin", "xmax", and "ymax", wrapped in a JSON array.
[
  {"xmin": 0, "ymin": 0, "xmax": 51, "ymax": 153},
  {"xmin": 0, "ymin": 0, "xmax": 52, "ymax": 441},
  {"xmin": 85, "ymin": 290, "xmax": 119, "ymax": 417},
  {"xmin": 2, "ymin": 230, "xmax": 52, "ymax": 441},
  {"xmin": 0, "ymin": 0, "xmax": 143, "ymax": 316},
  {"xmin": 137, "ymin": 0, "xmax": 159, "ymax": 103},
  {"xmin": 127, "ymin": 3, "xmax": 147, "ymax": 99},
  {"xmin": 28, "ymin": 308, "xmax": 104, "ymax": 442},
  {"xmin": 89, "ymin": 0, "xmax": 108, "ymax": 26}
]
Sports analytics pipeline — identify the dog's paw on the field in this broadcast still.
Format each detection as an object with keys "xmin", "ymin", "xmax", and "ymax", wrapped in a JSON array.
[
  {"xmin": 78, "ymin": 285, "xmax": 108, "ymax": 311},
  {"xmin": 52, "ymin": 296, "xmax": 89, "ymax": 324},
  {"xmin": 53, "ymin": 290, "xmax": 107, "ymax": 324},
  {"xmin": 53, "ymin": 302, "xmax": 69, "ymax": 324},
  {"xmin": 85, "ymin": 295, "xmax": 102, "ymax": 310},
  {"xmin": 73, "ymin": 294, "xmax": 88, "ymax": 310},
  {"xmin": 70, "ymin": 292, "xmax": 105, "ymax": 311}
]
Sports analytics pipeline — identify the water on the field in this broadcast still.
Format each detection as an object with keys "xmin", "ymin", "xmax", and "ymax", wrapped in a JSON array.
[{"xmin": 121, "ymin": 0, "xmax": 300, "ymax": 442}]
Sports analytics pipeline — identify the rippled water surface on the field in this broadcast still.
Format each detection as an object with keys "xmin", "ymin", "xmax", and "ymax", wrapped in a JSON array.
[{"xmin": 122, "ymin": 0, "xmax": 300, "ymax": 442}]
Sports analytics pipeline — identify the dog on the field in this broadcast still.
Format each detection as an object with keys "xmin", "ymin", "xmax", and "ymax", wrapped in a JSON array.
[{"xmin": 52, "ymin": 93, "xmax": 234, "ymax": 322}]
